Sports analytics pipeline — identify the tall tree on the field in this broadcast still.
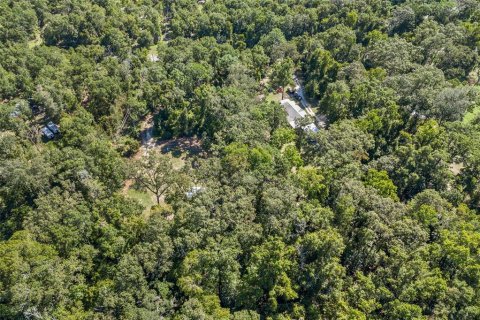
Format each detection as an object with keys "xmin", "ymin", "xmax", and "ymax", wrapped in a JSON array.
[
  {"xmin": 270, "ymin": 58, "xmax": 294, "ymax": 99},
  {"xmin": 133, "ymin": 151, "xmax": 179, "ymax": 204}
]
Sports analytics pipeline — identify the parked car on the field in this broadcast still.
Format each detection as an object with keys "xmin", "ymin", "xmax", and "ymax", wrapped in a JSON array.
[
  {"xmin": 293, "ymin": 92, "xmax": 302, "ymax": 100},
  {"xmin": 41, "ymin": 127, "xmax": 54, "ymax": 140},
  {"xmin": 28, "ymin": 99, "xmax": 42, "ymax": 114},
  {"xmin": 47, "ymin": 121, "xmax": 60, "ymax": 134}
]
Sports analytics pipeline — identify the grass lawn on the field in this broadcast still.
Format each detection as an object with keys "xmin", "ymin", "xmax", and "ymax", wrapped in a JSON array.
[
  {"xmin": 266, "ymin": 92, "xmax": 283, "ymax": 103},
  {"xmin": 127, "ymin": 188, "xmax": 155, "ymax": 212},
  {"xmin": 167, "ymin": 149, "xmax": 186, "ymax": 170},
  {"xmin": 463, "ymin": 106, "xmax": 480, "ymax": 124}
]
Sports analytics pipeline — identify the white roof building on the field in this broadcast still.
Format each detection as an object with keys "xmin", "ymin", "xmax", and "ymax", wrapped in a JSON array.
[
  {"xmin": 281, "ymin": 99, "xmax": 319, "ymax": 133},
  {"xmin": 281, "ymin": 99, "xmax": 307, "ymax": 128}
]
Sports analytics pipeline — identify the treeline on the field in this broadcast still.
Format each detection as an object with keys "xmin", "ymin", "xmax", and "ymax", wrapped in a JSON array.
[{"xmin": 1, "ymin": 0, "xmax": 480, "ymax": 319}]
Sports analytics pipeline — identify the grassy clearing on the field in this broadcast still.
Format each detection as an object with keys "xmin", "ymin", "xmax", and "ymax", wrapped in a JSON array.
[
  {"xmin": 167, "ymin": 149, "xmax": 187, "ymax": 170},
  {"xmin": 122, "ymin": 137, "xmax": 203, "ymax": 218},
  {"xmin": 157, "ymin": 137, "xmax": 204, "ymax": 170},
  {"xmin": 127, "ymin": 188, "xmax": 155, "ymax": 212},
  {"xmin": 266, "ymin": 92, "xmax": 283, "ymax": 103},
  {"xmin": 126, "ymin": 187, "xmax": 175, "ymax": 220}
]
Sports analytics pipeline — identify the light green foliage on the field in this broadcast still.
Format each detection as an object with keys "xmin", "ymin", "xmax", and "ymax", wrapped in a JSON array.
[
  {"xmin": 0, "ymin": 231, "xmax": 77, "ymax": 318},
  {"xmin": 241, "ymin": 237, "xmax": 298, "ymax": 314},
  {"xmin": 271, "ymin": 127, "xmax": 296, "ymax": 148},
  {"xmin": 364, "ymin": 169, "xmax": 399, "ymax": 201},
  {"xmin": 223, "ymin": 142, "xmax": 250, "ymax": 172},
  {"xmin": 177, "ymin": 242, "xmax": 241, "ymax": 306},
  {"xmin": 283, "ymin": 145, "xmax": 303, "ymax": 168},
  {"xmin": 296, "ymin": 166, "xmax": 328, "ymax": 202}
]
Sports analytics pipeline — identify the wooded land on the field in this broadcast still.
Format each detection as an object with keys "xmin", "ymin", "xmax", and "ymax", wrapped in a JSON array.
[{"xmin": 1, "ymin": 0, "xmax": 480, "ymax": 319}]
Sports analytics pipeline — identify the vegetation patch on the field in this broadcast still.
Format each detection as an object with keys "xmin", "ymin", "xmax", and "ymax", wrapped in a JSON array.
[
  {"xmin": 2, "ymin": 1, "xmax": 480, "ymax": 319},
  {"xmin": 463, "ymin": 105, "xmax": 480, "ymax": 124}
]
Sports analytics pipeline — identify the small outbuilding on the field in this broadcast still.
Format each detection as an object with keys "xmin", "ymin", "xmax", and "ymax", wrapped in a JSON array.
[{"xmin": 304, "ymin": 123, "xmax": 319, "ymax": 133}]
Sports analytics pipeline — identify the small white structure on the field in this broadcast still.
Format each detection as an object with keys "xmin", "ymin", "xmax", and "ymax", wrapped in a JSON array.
[
  {"xmin": 304, "ymin": 123, "xmax": 319, "ymax": 133},
  {"xmin": 186, "ymin": 186, "xmax": 204, "ymax": 199},
  {"xmin": 281, "ymin": 99, "xmax": 319, "ymax": 133},
  {"xmin": 147, "ymin": 54, "xmax": 159, "ymax": 62},
  {"xmin": 411, "ymin": 110, "xmax": 427, "ymax": 120}
]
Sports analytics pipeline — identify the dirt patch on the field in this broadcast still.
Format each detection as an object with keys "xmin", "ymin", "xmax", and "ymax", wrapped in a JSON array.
[
  {"xmin": 449, "ymin": 162, "xmax": 465, "ymax": 175},
  {"xmin": 122, "ymin": 179, "xmax": 134, "ymax": 194},
  {"xmin": 156, "ymin": 137, "xmax": 204, "ymax": 170},
  {"xmin": 123, "ymin": 127, "xmax": 204, "ymax": 193},
  {"xmin": 157, "ymin": 137, "xmax": 203, "ymax": 155}
]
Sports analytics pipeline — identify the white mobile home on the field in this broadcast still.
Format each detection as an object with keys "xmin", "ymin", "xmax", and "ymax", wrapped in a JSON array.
[{"xmin": 280, "ymin": 99, "xmax": 318, "ymax": 132}]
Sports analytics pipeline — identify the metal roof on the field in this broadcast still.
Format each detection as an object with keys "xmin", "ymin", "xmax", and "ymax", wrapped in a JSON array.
[{"xmin": 281, "ymin": 99, "xmax": 307, "ymax": 128}]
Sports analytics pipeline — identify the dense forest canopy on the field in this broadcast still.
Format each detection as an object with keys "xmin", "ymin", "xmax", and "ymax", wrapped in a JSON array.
[{"xmin": 1, "ymin": 0, "xmax": 480, "ymax": 319}]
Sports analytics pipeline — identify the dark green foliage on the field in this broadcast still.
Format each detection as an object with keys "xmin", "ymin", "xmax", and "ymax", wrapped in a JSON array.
[{"xmin": 1, "ymin": 0, "xmax": 480, "ymax": 319}]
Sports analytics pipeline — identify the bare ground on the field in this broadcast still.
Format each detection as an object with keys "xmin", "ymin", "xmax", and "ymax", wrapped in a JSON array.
[{"xmin": 449, "ymin": 162, "xmax": 465, "ymax": 175}]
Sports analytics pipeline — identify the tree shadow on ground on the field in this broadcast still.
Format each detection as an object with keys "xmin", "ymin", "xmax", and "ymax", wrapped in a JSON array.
[{"xmin": 157, "ymin": 137, "xmax": 204, "ymax": 158}]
